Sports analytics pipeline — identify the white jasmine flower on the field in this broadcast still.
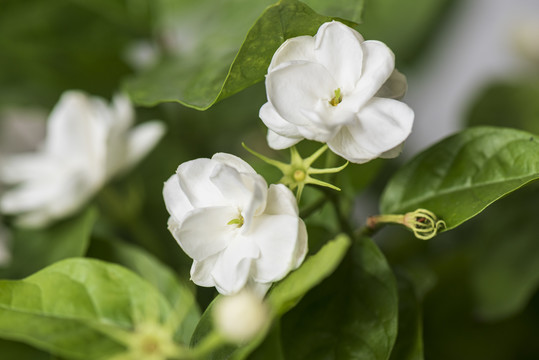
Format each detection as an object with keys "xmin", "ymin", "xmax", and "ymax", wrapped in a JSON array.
[
  {"xmin": 0, "ymin": 91, "xmax": 165, "ymax": 227},
  {"xmin": 213, "ymin": 291, "xmax": 269, "ymax": 343},
  {"xmin": 260, "ymin": 21, "xmax": 414, "ymax": 164},
  {"xmin": 163, "ymin": 153, "xmax": 307, "ymax": 296}
]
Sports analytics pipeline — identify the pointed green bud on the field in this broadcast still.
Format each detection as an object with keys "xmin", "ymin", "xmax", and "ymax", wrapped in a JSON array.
[{"xmin": 242, "ymin": 143, "xmax": 348, "ymax": 201}]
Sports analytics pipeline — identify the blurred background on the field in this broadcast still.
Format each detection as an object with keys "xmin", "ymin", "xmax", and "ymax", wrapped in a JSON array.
[{"xmin": 1, "ymin": 0, "xmax": 539, "ymax": 359}]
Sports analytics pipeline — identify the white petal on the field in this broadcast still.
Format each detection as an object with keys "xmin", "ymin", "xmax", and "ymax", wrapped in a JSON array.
[
  {"xmin": 190, "ymin": 254, "xmax": 219, "ymax": 287},
  {"xmin": 122, "ymin": 121, "xmax": 166, "ymax": 172},
  {"xmin": 171, "ymin": 206, "xmax": 238, "ymax": 261},
  {"xmin": 45, "ymin": 91, "xmax": 108, "ymax": 174},
  {"xmin": 267, "ymin": 129, "xmax": 302, "ymax": 150},
  {"xmin": 211, "ymin": 237, "xmax": 260, "ymax": 295},
  {"xmin": 375, "ymin": 69, "xmax": 407, "ymax": 100},
  {"xmin": 209, "ymin": 163, "xmax": 253, "ymax": 209},
  {"xmin": 176, "ymin": 158, "xmax": 226, "ymax": 208},
  {"xmin": 266, "ymin": 61, "xmax": 338, "ymax": 127},
  {"xmin": 250, "ymin": 214, "xmax": 303, "ymax": 283},
  {"xmin": 380, "ymin": 142, "xmax": 405, "ymax": 159},
  {"xmin": 264, "ymin": 184, "xmax": 298, "ymax": 217},
  {"xmin": 346, "ymin": 40, "xmax": 395, "ymax": 112},
  {"xmin": 259, "ymin": 102, "xmax": 303, "ymax": 139},
  {"xmin": 268, "ymin": 36, "xmax": 316, "ymax": 72},
  {"xmin": 314, "ymin": 21, "xmax": 364, "ymax": 92},
  {"xmin": 212, "ymin": 153, "xmax": 256, "ymax": 174},
  {"xmin": 328, "ymin": 97, "xmax": 414, "ymax": 163},
  {"xmin": 111, "ymin": 93, "xmax": 135, "ymax": 131},
  {"xmin": 0, "ymin": 154, "xmax": 58, "ymax": 184},
  {"xmin": 163, "ymin": 174, "xmax": 193, "ymax": 223},
  {"xmin": 292, "ymin": 220, "xmax": 308, "ymax": 269}
]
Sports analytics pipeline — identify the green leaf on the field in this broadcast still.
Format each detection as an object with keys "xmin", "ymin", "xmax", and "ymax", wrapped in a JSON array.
[
  {"xmin": 389, "ymin": 269, "xmax": 423, "ymax": 360},
  {"xmin": 87, "ymin": 238, "xmax": 200, "ymax": 344},
  {"xmin": 190, "ymin": 234, "xmax": 351, "ymax": 359},
  {"xmin": 380, "ymin": 126, "xmax": 539, "ymax": 230},
  {"xmin": 0, "ymin": 208, "xmax": 97, "ymax": 279},
  {"xmin": 0, "ymin": 338, "xmax": 54, "ymax": 360},
  {"xmin": 469, "ymin": 183, "xmax": 539, "ymax": 321},
  {"xmin": 267, "ymin": 234, "xmax": 351, "ymax": 315},
  {"xmin": 124, "ymin": 0, "xmax": 336, "ymax": 109},
  {"xmin": 0, "ymin": 258, "xmax": 173, "ymax": 359},
  {"xmin": 280, "ymin": 236, "xmax": 398, "ymax": 360},
  {"xmin": 302, "ymin": 0, "xmax": 365, "ymax": 23}
]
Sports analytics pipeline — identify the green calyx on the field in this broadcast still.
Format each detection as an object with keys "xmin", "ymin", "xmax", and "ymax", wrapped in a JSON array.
[{"xmin": 242, "ymin": 143, "xmax": 348, "ymax": 201}]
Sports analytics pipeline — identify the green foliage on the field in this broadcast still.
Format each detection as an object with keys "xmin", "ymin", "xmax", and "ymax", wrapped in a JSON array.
[
  {"xmin": 125, "ymin": 0, "xmax": 338, "ymax": 109},
  {"xmin": 190, "ymin": 234, "xmax": 351, "ymax": 359},
  {"xmin": 87, "ymin": 238, "xmax": 200, "ymax": 345},
  {"xmin": 380, "ymin": 126, "xmax": 539, "ymax": 230},
  {"xmin": 469, "ymin": 178, "xmax": 539, "ymax": 321},
  {"xmin": 0, "ymin": 258, "xmax": 174, "ymax": 359},
  {"xmin": 467, "ymin": 80, "xmax": 539, "ymax": 134},
  {"xmin": 0, "ymin": 208, "xmax": 97, "ymax": 279},
  {"xmin": 280, "ymin": 236, "xmax": 398, "ymax": 360},
  {"xmin": 389, "ymin": 270, "xmax": 423, "ymax": 360},
  {"xmin": 0, "ymin": 0, "xmax": 145, "ymax": 108},
  {"xmin": 357, "ymin": 0, "xmax": 452, "ymax": 63}
]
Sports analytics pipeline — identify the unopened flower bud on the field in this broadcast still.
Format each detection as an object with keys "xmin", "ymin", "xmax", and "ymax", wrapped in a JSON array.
[{"xmin": 213, "ymin": 291, "xmax": 269, "ymax": 343}]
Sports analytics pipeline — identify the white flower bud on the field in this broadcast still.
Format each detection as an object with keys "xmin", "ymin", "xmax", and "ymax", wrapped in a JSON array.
[{"xmin": 213, "ymin": 291, "xmax": 269, "ymax": 343}]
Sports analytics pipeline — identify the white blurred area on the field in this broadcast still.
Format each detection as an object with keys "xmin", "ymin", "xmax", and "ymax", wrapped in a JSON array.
[{"xmin": 403, "ymin": 0, "xmax": 539, "ymax": 158}]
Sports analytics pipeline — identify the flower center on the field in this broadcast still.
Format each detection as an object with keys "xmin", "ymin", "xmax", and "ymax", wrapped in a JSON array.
[
  {"xmin": 329, "ymin": 88, "xmax": 342, "ymax": 106},
  {"xmin": 227, "ymin": 213, "xmax": 244, "ymax": 228},
  {"xmin": 293, "ymin": 169, "xmax": 306, "ymax": 182}
]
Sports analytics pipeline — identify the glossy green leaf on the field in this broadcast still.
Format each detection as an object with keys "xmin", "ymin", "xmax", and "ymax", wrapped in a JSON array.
[
  {"xmin": 87, "ymin": 238, "xmax": 200, "ymax": 345},
  {"xmin": 380, "ymin": 126, "xmax": 539, "ymax": 230},
  {"xmin": 0, "ymin": 258, "xmax": 172, "ymax": 359},
  {"xmin": 302, "ymin": 0, "xmax": 365, "ymax": 23},
  {"xmin": 125, "ymin": 0, "xmax": 337, "ymax": 109},
  {"xmin": 190, "ymin": 234, "xmax": 351, "ymax": 360},
  {"xmin": 470, "ymin": 183, "xmax": 539, "ymax": 321},
  {"xmin": 280, "ymin": 236, "xmax": 398, "ymax": 360},
  {"xmin": 0, "ymin": 208, "xmax": 97, "ymax": 279},
  {"xmin": 389, "ymin": 269, "xmax": 423, "ymax": 360}
]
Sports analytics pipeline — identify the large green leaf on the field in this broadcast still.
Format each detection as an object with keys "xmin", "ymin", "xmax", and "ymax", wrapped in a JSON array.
[
  {"xmin": 0, "ymin": 258, "xmax": 172, "ymax": 359},
  {"xmin": 469, "ymin": 183, "xmax": 539, "ymax": 321},
  {"xmin": 125, "ymin": 0, "xmax": 338, "ymax": 109},
  {"xmin": 280, "ymin": 236, "xmax": 398, "ymax": 360},
  {"xmin": 189, "ymin": 234, "xmax": 351, "ymax": 359},
  {"xmin": 302, "ymin": 0, "xmax": 365, "ymax": 23},
  {"xmin": 380, "ymin": 126, "xmax": 539, "ymax": 230},
  {"xmin": 0, "ymin": 208, "xmax": 97, "ymax": 279},
  {"xmin": 0, "ymin": 338, "xmax": 54, "ymax": 360},
  {"xmin": 87, "ymin": 238, "xmax": 200, "ymax": 345}
]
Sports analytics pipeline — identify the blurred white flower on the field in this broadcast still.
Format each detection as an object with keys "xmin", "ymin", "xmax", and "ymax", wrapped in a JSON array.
[
  {"xmin": 0, "ymin": 91, "xmax": 165, "ymax": 227},
  {"xmin": 213, "ymin": 290, "xmax": 269, "ymax": 343},
  {"xmin": 163, "ymin": 153, "xmax": 307, "ymax": 296},
  {"xmin": 260, "ymin": 21, "xmax": 414, "ymax": 164}
]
